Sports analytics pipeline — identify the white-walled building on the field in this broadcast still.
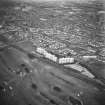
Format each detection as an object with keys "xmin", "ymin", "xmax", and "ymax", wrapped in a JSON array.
[
  {"xmin": 45, "ymin": 52, "xmax": 57, "ymax": 62},
  {"xmin": 59, "ymin": 57, "xmax": 74, "ymax": 64},
  {"xmin": 82, "ymin": 55, "xmax": 97, "ymax": 61},
  {"xmin": 36, "ymin": 47, "xmax": 47, "ymax": 55},
  {"xmin": 36, "ymin": 47, "xmax": 75, "ymax": 63},
  {"xmin": 36, "ymin": 47, "xmax": 57, "ymax": 62}
]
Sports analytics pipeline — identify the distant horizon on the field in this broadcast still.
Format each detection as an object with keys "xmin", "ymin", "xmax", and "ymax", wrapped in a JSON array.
[
  {"xmin": 0, "ymin": 0, "xmax": 104, "ymax": 7},
  {"xmin": 1, "ymin": 0, "xmax": 98, "ymax": 3}
]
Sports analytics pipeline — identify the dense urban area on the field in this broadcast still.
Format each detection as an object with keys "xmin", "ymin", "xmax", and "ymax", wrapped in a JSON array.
[{"xmin": 0, "ymin": 0, "xmax": 105, "ymax": 105}]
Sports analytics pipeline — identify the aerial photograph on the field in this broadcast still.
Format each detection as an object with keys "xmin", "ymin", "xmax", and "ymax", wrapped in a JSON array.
[{"xmin": 0, "ymin": 0, "xmax": 105, "ymax": 105}]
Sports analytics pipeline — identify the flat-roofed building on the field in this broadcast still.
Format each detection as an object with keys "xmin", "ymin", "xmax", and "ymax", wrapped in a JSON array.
[{"xmin": 59, "ymin": 57, "xmax": 74, "ymax": 64}]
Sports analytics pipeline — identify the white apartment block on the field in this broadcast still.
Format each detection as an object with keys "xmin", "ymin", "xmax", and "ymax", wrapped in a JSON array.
[
  {"xmin": 36, "ymin": 47, "xmax": 47, "ymax": 55},
  {"xmin": 45, "ymin": 52, "xmax": 57, "ymax": 62},
  {"xmin": 59, "ymin": 57, "xmax": 74, "ymax": 64},
  {"xmin": 36, "ymin": 47, "xmax": 57, "ymax": 62}
]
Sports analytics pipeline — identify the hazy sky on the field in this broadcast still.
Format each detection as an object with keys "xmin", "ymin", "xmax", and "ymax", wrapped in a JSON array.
[
  {"xmin": 2, "ymin": 0, "xmax": 104, "ymax": 5},
  {"xmin": 8, "ymin": 0, "xmax": 96, "ymax": 2}
]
